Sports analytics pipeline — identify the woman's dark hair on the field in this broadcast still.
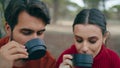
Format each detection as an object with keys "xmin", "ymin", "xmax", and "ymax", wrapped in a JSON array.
[
  {"xmin": 73, "ymin": 8, "xmax": 107, "ymax": 35},
  {"xmin": 5, "ymin": 0, "xmax": 50, "ymax": 31}
]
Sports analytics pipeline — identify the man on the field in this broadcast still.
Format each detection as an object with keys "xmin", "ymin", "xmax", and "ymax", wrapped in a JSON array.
[{"xmin": 0, "ymin": 0, "xmax": 55, "ymax": 68}]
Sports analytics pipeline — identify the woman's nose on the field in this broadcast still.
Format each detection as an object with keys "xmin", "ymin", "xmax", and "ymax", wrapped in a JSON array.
[
  {"xmin": 81, "ymin": 42, "xmax": 89, "ymax": 53},
  {"xmin": 81, "ymin": 47, "xmax": 88, "ymax": 53}
]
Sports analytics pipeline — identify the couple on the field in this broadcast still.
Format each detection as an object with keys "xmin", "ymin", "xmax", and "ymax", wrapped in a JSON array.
[{"xmin": 0, "ymin": 0, "xmax": 120, "ymax": 68}]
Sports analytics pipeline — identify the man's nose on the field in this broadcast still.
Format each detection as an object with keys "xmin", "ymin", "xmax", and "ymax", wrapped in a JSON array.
[{"xmin": 32, "ymin": 33, "xmax": 38, "ymax": 38}]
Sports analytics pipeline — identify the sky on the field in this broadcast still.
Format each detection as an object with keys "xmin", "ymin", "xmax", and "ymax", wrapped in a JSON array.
[{"xmin": 70, "ymin": 0, "xmax": 120, "ymax": 10}]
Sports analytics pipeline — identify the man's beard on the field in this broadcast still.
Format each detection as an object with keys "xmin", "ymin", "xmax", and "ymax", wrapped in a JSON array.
[
  {"xmin": 10, "ymin": 32, "xmax": 28, "ymax": 65},
  {"xmin": 10, "ymin": 32, "xmax": 14, "ymax": 41}
]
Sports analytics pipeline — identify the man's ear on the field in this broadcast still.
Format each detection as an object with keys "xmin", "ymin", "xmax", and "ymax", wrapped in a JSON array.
[
  {"xmin": 5, "ymin": 23, "xmax": 11, "ymax": 36},
  {"xmin": 103, "ymin": 31, "xmax": 110, "ymax": 44}
]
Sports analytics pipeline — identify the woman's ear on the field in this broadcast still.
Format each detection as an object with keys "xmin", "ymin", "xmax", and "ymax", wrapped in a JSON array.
[
  {"xmin": 5, "ymin": 23, "xmax": 11, "ymax": 36},
  {"xmin": 103, "ymin": 31, "xmax": 110, "ymax": 44}
]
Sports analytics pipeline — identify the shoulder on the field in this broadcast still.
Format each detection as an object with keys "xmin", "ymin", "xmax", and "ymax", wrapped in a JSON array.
[
  {"xmin": 56, "ymin": 44, "xmax": 77, "ymax": 68},
  {"xmin": 41, "ymin": 50, "xmax": 56, "ymax": 62},
  {"xmin": 25, "ymin": 51, "xmax": 56, "ymax": 68},
  {"xmin": 38, "ymin": 51, "xmax": 56, "ymax": 68},
  {"xmin": 0, "ymin": 36, "xmax": 9, "ymax": 47},
  {"xmin": 61, "ymin": 44, "xmax": 77, "ymax": 56},
  {"xmin": 105, "ymin": 48, "xmax": 120, "ymax": 66},
  {"xmin": 101, "ymin": 45, "xmax": 119, "ymax": 59},
  {"xmin": 40, "ymin": 50, "xmax": 56, "ymax": 63},
  {"xmin": 57, "ymin": 45, "xmax": 76, "ymax": 60},
  {"xmin": 106, "ymin": 48, "xmax": 119, "ymax": 58}
]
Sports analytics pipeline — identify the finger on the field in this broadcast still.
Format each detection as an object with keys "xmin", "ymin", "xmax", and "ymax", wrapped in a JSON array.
[
  {"xmin": 62, "ymin": 65, "xmax": 70, "ymax": 68},
  {"xmin": 2, "ymin": 41, "xmax": 25, "ymax": 51},
  {"xmin": 8, "ymin": 47, "xmax": 28, "ymax": 56},
  {"xmin": 9, "ymin": 41, "xmax": 25, "ymax": 48},
  {"xmin": 64, "ymin": 65, "xmax": 71, "ymax": 68},
  {"xmin": 63, "ymin": 54, "xmax": 73, "ymax": 61},
  {"xmin": 59, "ymin": 63, "xmax": 71, "ymax": 68},
  {"xmin": 10, "ymin": 54, "xmax": 28, "ymax": 60},
  {"xmin": 63, "ymin": 59, "xmax": 73, "ymax": 66}
]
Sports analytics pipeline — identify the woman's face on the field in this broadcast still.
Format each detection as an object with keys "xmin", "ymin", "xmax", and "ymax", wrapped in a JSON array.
[{"xmin": 73, "ymin": 24, "xmax": 106, "ymax": 57}]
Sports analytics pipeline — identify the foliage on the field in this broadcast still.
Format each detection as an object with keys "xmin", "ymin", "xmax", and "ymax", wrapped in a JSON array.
[
  {"xmin": 0, "ymin": 0, "xmax": 7, "ymax": 38},
  {"xmin": 42, "ymin": 0, "xmax": 81, "ymax": 23},
  {"xmin": 110, "ymin": 5, "xmax": 120, "ymax": 19},
  {"xmin": 83, "ymin": 0, "xmax": 101, "ymax": 9},
  {"xmin": 112, "ymin": 5, "xmax": 120, "ymax": 11}
]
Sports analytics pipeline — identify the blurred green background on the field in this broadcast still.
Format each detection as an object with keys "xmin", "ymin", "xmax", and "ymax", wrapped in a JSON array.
[{"xmin": 0, "ymin": 0, "xmax": 120, "ymax": 58}]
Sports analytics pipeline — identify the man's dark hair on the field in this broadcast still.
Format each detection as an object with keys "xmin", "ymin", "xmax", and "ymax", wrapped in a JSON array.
[
  {"xmin": 73, "ymin": 8, "xmax": 107, "ymax": 35},
  {"xmin": 5, "ymin": 0, "xmax": 50, "ymax": 30}
]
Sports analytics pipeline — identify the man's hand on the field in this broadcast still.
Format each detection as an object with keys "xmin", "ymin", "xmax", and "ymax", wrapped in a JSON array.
[{"xmin": 0, "ymin": 41, "xmax": 28, "ymax": 68}]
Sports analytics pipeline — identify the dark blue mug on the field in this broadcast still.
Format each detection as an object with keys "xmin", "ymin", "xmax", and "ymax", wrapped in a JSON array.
[
  {"xmin": 72, "ymin": 54, "xmax": 93, "ymax": 68},
  {"xmin": 25, "ymin": 38, "xmax": 46, "ymax": 60}
]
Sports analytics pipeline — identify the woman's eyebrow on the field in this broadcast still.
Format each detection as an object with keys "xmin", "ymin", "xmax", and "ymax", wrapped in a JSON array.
[
  {"xmin": 88, "ymin": 36, "xmax": 98, "ymax": 39},
  {"xmin": 74, "ymin": 35, "xmax": 83, "ymax": 38}
]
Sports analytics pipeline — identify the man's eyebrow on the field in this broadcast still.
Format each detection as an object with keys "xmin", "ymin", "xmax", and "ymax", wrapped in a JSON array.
[
  {"xmin": 20, "ymin": 28, "xmax": 46, "ymax": 32},
  {"xmin": 38, "ymin": 29, "xmax": 46, "ymax": 32},
  {"xmin": 20, "ymin": 28, "xmax": 34, "ymax": 32}
]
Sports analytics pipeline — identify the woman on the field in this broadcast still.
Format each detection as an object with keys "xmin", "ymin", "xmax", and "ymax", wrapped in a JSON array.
[{"xmin": 56, "ymin": 8, "xmax": 120, "ymax": 68}]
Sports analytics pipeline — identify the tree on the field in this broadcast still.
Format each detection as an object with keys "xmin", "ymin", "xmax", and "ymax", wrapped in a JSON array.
[
  {"xmin": 0, "ymin": 0, "xmax": 10, "ymax": 37},
  {"xmin": 0, "ymin": 1, "xmax": 5, "ymax": 38},
  {"xmin": 83, "ymin": 0, "xmax": 101, "ymax": 9},
  {"xmin": 52, "ymin": 0, "xmax": 59, "ymax": 24},
  {"xmin": 112, "ymin": 5, "xmax": 120, "ymax": 19},
  {"xmin": 42, "ymin": 0, "xmax": 80, "ymax": 24}
]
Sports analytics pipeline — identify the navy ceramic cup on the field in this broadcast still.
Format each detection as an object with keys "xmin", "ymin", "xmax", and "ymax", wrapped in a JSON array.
[
  {"xmin": 72, "ymin": 54, "xmax": 93, "ymax": 68},
  {"xmin": 25, "ymin": 38, "xmax": 46, "ymax": 60}
]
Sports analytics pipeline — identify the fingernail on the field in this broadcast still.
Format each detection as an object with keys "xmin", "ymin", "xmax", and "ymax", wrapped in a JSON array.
[
  {"xmin": 22, "ymin": 46, "xmax": 26, "ymax": 48},
  {"xmin": 26, "ymin": 55, "xmax": 28, "ymax": 58},
  {"xmin": 24, "ymin": 49, "xmax": 27, "ymax": 51}
]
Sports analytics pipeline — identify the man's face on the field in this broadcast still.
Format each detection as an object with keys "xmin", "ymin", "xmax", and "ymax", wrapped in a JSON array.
[{"xmin": 7, "ymin": 11, "xmax": 46, "ymax": 45}]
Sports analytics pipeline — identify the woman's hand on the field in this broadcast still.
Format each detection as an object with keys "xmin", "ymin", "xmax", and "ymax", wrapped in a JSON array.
[
  {"xmin": 59, "ymin": 54, "xmax": 74, "ymax": 68},
  {"xmin": 0, "ymin": 41, "xmax": 28, "ymax": 68}
]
